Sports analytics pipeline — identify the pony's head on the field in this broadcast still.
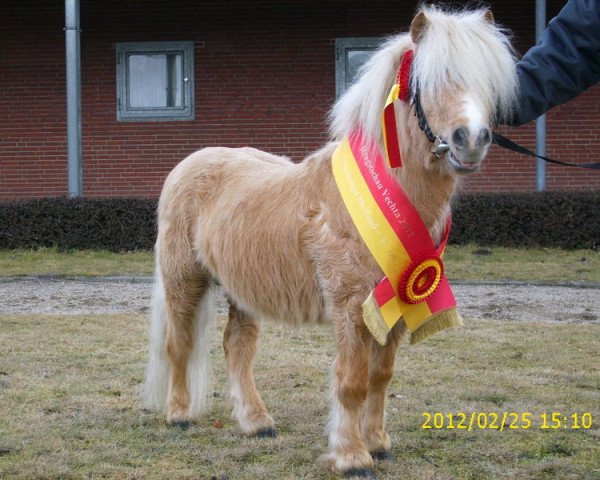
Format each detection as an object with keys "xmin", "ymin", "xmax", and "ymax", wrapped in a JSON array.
[
  {"xmin": 409, "ymin": 6, "xmax": 518, "ymax": 174},
  {"xmin": 330, "ymin": 5, "xmax": 518, "ymax": 176}
]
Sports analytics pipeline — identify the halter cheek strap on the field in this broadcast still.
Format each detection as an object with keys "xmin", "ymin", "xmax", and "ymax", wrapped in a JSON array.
[{"xmin": 394, "ymin": 50, "xmax": 449, "ymax": 159}]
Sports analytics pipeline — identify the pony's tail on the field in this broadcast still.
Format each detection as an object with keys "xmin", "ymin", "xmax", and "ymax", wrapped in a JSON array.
[
  {"xmin": 186, "ymin": 288, "xmax": 215, "ymax": 417},
  {"xmin": 142, "ymin": 261, "xmax": 215, "ymax": 418},
  {"xmin": 142, "ymin": 265, "xmax": 170, "ymax": 412}
]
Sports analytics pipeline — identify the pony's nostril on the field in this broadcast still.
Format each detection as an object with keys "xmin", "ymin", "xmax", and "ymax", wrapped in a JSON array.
[
  {"xmin": 477, "ymin": 127, "xmax": 492, "ymax": 147},
  {"xmin": 452, "ymin": 127, "xmax": 468, "ymax": 148}
]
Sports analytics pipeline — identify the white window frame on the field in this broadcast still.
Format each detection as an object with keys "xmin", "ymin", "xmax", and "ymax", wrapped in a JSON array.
[
  {"xmin": 116, "ymin": 41, "xmax": 195, "ymax": 122},
  {"xmin": 335, "ymin": 37, "xmax": 382, "ymax": 98}
]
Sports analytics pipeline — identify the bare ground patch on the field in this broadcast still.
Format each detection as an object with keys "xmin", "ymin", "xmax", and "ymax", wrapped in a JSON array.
[
  {"xmin": 0, "ymin": 279, "xmax": 599, "ymax": 479},
  {"xmin": 0, "ymin": 278, "xmax": 598, "ymax": 324}
]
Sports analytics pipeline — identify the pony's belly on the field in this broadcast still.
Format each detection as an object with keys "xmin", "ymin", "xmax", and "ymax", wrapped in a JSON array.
[
  {"xmin": 218, "ymin": 274, "xmax": 327, "ymax": 325},
  {"xmin": 196, "ymin": 220, "xmax": 327, "ymax": 325}
]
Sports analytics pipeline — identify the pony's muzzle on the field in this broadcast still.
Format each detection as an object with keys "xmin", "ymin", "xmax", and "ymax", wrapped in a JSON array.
[
  {"xmin": 447, "ymin": 125, "xmax": 492, "ymax": 173},
  {"xmin": 452, "ymin": 126, "xmax": 492, "ymax": 150}
]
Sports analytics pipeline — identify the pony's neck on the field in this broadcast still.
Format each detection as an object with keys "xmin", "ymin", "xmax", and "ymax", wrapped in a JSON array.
[{"xmin": 392, "ymin": 106, "xmax": 457, "ymax": 245}]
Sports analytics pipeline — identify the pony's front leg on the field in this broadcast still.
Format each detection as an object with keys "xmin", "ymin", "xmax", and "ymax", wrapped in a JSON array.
[
  {"xmin": 361, "ymin": 322, "xmax": 407, "ymax": 460},
  {"xmin": 223, "ymin": 301, "xmax": 275, "ymax": 437},
  {"xmin": 321, "ymin": 300, "xmax": 375, "ymax": 476}
]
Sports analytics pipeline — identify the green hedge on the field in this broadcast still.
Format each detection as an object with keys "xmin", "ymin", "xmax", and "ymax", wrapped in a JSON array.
[
  {"xmin": 0, "ymin": 192, "xmax": 598, "ymax": 251},
  {"xmin": 0, "ymin": 197, "xmax": 156, "ymax": 251},
  {"xmin": 449, "ymin": 191, "xmax": 599, "ymax": 250}
]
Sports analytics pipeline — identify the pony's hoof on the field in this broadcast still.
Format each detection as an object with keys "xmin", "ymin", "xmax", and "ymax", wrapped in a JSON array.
[
  {"xmin": 171, "ymin": 420, "xmax": 192, "ymax": 430},
  {"xmin": 371, "ymin": 450, "xmax": 393, "ymax": 461},
  {"xmin": 344, "ymin": 468, "xmax": 377, "ymax": 479},
  {"xmin": 255, "ymin": 427, "xmax": 277, "ymax": 438}
]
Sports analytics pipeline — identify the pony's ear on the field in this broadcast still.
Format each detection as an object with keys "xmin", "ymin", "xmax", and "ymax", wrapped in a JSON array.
[
  {"xmin": 410, "ymin": 11, "xmax": 429, "ymax": 43},
  {"xmin": 483, "ymin": 10, "xmax": 495, "ymax": 24}
]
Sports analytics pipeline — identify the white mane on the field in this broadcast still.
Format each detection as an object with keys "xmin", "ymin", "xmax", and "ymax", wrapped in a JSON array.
[
  {"xmin": 329, "ymin": 5, "xmax": 518, "ymax": 143},
  {"xmin": 329, "ymin": 35, "xmax": 413, "ymax": 144}
]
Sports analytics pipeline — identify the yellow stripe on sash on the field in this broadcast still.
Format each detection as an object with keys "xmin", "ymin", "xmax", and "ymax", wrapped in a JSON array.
[
  {"xmin": 382, "ymin": 83, "xmax": 400, "ymax": 168},
  {"xmin": 332, "ymin": 137, "xmax": 412, "ymax": 287},
  {"xmin": 378, "ymin": 297, "xmax": 402, "ymax": 328},
  {"xmin": 332, "ymin": 135, "xmax": 463, "ymax": 345},
  {"xmin": 333, "ymin": 137, "xmax": 423, "ymax": 336}
]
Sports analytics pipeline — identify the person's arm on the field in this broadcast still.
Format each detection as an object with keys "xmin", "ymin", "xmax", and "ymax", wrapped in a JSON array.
[{"xmin": 507, "ymin": 0, "xmax": 600, "ymax": 126}]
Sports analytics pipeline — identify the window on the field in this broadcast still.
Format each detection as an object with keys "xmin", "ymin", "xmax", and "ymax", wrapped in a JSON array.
[
  {"xmin": 116, "ymin": 41, "xmax": 194, "ymax": 121},
  {"xmin": 335, "ymin": 38, "xmax": 382, "ymax": 98}
]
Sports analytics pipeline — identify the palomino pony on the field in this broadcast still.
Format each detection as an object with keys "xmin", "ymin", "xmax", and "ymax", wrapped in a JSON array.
[{"xmin": 144, "ymin": 5, "xmax": 518, "ymax": 476}]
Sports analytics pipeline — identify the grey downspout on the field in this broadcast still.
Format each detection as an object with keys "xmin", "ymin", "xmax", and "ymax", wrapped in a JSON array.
[
  {"xmin": 535, "ymin": 0, "xmax": 546, "ymax": 192},
  {"xmin": 65, "ymin": 0, "xmax": 83, "ymax": 197}
]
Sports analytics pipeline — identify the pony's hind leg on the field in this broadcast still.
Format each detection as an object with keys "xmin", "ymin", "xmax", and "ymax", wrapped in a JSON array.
[
  {"xmin": 361, "ymin": 322, "xmax": 407, "ymax": 460},
  {"xmin": 223, "ymin": 300, "xmax": 275, "ymax": 436},
  {"xmin": 162, "ymin": 261, "xmax": 213, "ymax": 428}
]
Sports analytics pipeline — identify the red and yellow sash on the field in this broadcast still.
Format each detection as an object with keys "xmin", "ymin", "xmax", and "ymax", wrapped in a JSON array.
[{"xmin": 331, "ymin": 50, "xmax": 462, "ymax": 345}]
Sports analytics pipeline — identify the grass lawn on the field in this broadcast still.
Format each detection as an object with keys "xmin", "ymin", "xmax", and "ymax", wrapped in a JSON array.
[
  {"xmin": 0, "ymin": 314, "xmax": 598, "ymax": 479},
  {"xmin": 0, "ymin": 245, "xmax": 599, "ymax": 283},
  {"xmin": 0, "ymin": 246, "xmax": 598, "ymax": 478},
  {"xmin": 0, "ymin": 248, "xmax": 154, "ymax": 278}
]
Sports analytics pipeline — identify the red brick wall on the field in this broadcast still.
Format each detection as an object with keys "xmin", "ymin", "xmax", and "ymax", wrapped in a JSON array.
[
  {"xmin": 1, "ymin": 0, "xmax": 597, "ymax": 200},
  {"xmin": 0, "ymin": 2, "xmax": 67, "ymax": 198}
]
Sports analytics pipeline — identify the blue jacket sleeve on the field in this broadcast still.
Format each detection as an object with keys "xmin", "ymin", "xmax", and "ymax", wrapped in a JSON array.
[{"xmin": 508, "ymin": 0, "xmax": 600, "ymax": 126}]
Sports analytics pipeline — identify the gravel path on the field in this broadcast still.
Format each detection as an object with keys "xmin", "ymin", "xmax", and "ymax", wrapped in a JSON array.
[{"xmin": 0, "ymin": 277, "xmax": 598, "ymax": 324}]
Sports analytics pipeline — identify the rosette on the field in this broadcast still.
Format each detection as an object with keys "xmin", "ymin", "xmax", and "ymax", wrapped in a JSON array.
[{"xmin": 399, "ymin": 256, "xmax": 443, "ymax": 304}]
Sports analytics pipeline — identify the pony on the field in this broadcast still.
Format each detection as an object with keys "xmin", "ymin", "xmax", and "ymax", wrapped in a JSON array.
[{"xmin": 143, "ymin": 5, "xmax": 518, "ymax": 477}]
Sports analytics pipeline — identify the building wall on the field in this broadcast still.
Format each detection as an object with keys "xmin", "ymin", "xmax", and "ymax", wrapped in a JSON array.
[
  {"xmin": 1, "ymin": 2, "xmax": 68, "ymax": 198},
  {"xmin": 0, "ymin": 0, "xmax": 598, "ymax": 200}
]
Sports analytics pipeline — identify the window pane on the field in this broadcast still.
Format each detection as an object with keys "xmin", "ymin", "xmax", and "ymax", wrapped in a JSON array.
[
  {"xmin": 116, "ymin": 41, "xmax": 194, "ymax": 121},
  {"xmin": 128, "ymin": 53, "xmax": 183, "ymax": 108},
  {"xmin": 166, "ymin": 54, "xmax": 183, "ymax": 107},
  {"xmin": 345, "ymin": 49, "xmax": 375, "ymax": 90}
]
